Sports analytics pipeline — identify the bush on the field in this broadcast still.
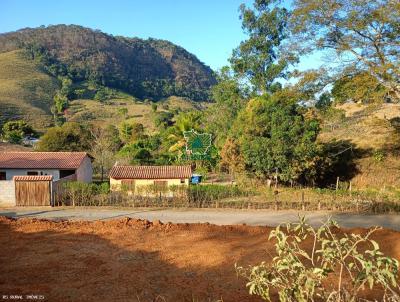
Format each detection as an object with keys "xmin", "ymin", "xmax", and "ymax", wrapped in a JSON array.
[
  {"xmin": 236, "ymin": 217, "xmax": 400, "ymax": 302},
  {"xmin": 188, "ymin": 184, "xmax": 250, "ymax": 203},
  {"xmin": 61, "ymin": 181, "xmax": 109, "ymax": 206},
  {"xmin": 1, "ymin": 120, "xmax": 35, "ymax": 143}
]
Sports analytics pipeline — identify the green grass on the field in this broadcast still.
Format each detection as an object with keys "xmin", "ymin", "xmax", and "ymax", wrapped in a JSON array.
[{"xmin": 0, "ymin": 50, "xmax": 59, "ymax": 130}]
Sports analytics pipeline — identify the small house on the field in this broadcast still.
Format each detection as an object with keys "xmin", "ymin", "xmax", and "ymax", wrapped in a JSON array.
[
  {"xmin": 109, "ymin": 165, "xmax": 192, "ymax": 195},
  {"xmin": 0, "ymin": 152, "xmax": 93, "ymax": 182}
]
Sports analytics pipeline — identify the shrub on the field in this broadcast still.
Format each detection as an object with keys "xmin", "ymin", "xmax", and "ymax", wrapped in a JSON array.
[
  {"xmin": 1, "ymin": 120, "xmax": 35, "ymax": 143},
  {"xmin": 188, "ymin": 184, "xmax": 250, "ymax": 203},
  {"xmin": 236, "ymin": 217, "xmax": 399, "ymax": 302},
  {"xmin": 61, "ymin": 181, "xmax": 109, "ymax": 206}
]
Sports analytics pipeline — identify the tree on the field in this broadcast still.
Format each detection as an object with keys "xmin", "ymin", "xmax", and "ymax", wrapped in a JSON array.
[
  {"xmin": 36, "ymin": 122, "xmax": 93, "ymax": 151},
  {"xmin": 118, "ymin": 121, "xmax": 145, "ymax": 143},
  {"xmin": 94, "ymin": 87, "xmax": 108, "ymax": 102},
  {"xmin": 60, "ymin": 77, "xmax": 73, "ymax": 98},
  {"xmin": 91, "ymin": 125, "xmax": 121, "ymax": 181},
  {"xmin": 53, "ymin": 92, "xmax": 69, "ymax": 113},
  {"xmin": 154, "ymin": 111, "xmax": 174, "ymax": 129},
  {"xmin": 331, "ymin": 73, "xmax": 387, "ymax": 104},
  {"xmin": 234, "ymin": 96, "xmax": 321, "ymax": 183},
  {"xmin": 1, "ymin": 120, "xmax": 35, "ymax": 144},
  {"xmin": 291, "ymin": 0, "xmax": 400, "ymax": 101},
  {"xmin": 230, "ymin": 0, "xmax": 291, "ymax": 94},
  {"xmin": 315, "ymin": 92, "xmax": 332, "ymax": 110},
  {"xmin": 167, "ymin": 111, "xmax": 203, "ymax": 155},
  {"xmin": 206, "ymin": 67, "xmax": 247, "ymax": 148},
  {"xmin": 220, "ymin": 137, "xmax": 244, "ymax": 174}
]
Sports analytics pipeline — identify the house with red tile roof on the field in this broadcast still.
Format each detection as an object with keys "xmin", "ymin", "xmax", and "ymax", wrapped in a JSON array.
[
  {"xmin": 109, "ymin": 165, "xmax": 192, "ymax": 195},
  {"xmin": 0, "ymin": 152, "xmax": 93, "ymax": 183}
]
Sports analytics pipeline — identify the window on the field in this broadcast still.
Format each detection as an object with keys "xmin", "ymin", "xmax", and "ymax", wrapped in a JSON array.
[
  {"xmin": 0, "ymin": 172, "xmax": 6, "ymax": 180},
  {"xmin": 121, "ymin": 179, "xmax": 135, "ymax": 191},
  {"xmin": 60, "ymin": 170, "xmax": 75, "ymax": 179},
  {"xmin": 154, "ymin": 180, "xmax": 168, "ymax": 190},
  {"xmin": 27, "ymin": 171, "xmax": 39, "ymax": 176},
  {"xmin": 180, "ymin": 179, "xmax": 185, "ymax": 184}
]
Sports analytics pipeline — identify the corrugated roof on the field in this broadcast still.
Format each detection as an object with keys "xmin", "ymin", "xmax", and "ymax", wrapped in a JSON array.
[
  {"xmin": 0, "ymin": 152, "xmax": 89, "ymax": 169},
  {"xmin": 13, "ymin": 175, "xmax": 53, "ymax": 181},
  {"xmin": 109, "ymin": 165, "xmax": 192, "ymax": 179}
]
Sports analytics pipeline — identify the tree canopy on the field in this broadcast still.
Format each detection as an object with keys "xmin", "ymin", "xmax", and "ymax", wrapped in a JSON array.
[
  {"xmin": 230, "ymin": 0, "xmax": 291, "ymax": 94},
  {"xmin": 290, "ymin": 0, "xmax": 400, "ymax": 101}
]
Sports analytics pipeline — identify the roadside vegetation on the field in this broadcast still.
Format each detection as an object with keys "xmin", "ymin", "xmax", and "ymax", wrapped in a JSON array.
[
  {"xmin": 1, "ymin": 0, "xmax": 399, "ymax": 193},
  {"xmin": 236, "ymin": 217, "xmax": 400, "ymax": 301}
]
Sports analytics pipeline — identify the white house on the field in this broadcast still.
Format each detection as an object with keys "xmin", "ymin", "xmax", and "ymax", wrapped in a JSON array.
[{"xmin": 0, "ymin": 152, "xmax": 93, "ymax": 182}]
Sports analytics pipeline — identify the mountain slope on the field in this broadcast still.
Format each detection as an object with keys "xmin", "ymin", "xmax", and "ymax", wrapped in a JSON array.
[
  {"xmin": 0, "ymin": 25, "xmax": 216, "ymax": 101},
  {"xmin": 0, "ymin": 50, "xmax": 58, "ymax": 129}
]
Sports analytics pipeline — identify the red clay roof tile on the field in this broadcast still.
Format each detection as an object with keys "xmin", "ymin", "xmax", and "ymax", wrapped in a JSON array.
[
  {"xmin": 0, "ymin": 152, "xmax": 89, "ymax": 169},
  {"xmin": 13, "ymin": 175, "xmax": 53, "ymax": 181},
  {"xmin": 109, "ymin": 165, "xmax": 192, "ymax": 179}
]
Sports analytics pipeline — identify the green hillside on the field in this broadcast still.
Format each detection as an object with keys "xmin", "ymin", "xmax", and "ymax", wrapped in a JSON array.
[
  {"xmin": 0, "ymin": 50, "xmax": 59, "ymax": 130},
  {"xmin": 0, "ymin": 25, "xmax": 216, "ymax": 101}
]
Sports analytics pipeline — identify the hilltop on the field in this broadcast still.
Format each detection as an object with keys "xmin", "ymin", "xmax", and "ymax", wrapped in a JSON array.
[{"xmin": 0, "ymin": 25, "xmax": 216, "ymax": 129}]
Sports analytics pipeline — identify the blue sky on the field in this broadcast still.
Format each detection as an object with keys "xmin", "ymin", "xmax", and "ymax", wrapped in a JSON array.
[{"xmin": 0, "ymin": 0, "xmax": 322, "ymax": 72}]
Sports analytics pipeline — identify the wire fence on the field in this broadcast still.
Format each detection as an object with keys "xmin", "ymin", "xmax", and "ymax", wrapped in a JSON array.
[{"xmin": 52, "ymin": 182, "xmax": 400, "ymax": 213}]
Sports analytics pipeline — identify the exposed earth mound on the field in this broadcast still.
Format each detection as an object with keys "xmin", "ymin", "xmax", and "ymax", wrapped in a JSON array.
[{"xmin": 0, "ymin": 217, "xmax": 399, "ymax": 301}]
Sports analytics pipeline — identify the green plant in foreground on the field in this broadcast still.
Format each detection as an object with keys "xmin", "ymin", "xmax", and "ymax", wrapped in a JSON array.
[{"xmin": 236, "ymin": 217, "xmax": 400, "ymax": 302}]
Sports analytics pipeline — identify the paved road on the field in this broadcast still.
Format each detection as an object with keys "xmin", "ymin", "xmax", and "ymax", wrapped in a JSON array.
[{"xmin": 1, "ymin": 207, "xmax": 400, "ymax": 230}]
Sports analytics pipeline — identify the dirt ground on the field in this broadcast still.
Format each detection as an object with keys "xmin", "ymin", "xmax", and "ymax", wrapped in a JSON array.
[{"xmin": 1, "ymin": 217, "xmax": 400, "ymax": 302}]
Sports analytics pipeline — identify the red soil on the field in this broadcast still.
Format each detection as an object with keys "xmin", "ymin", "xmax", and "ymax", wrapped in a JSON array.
[{"xmin": 0, "ymin": 217, "xmax": 399, "ymax": 302}]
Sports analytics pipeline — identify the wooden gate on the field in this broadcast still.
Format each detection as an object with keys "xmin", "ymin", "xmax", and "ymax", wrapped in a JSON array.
[{"xmin": 14, "ymin": 175, "xmax": 53, "ymax": 206}]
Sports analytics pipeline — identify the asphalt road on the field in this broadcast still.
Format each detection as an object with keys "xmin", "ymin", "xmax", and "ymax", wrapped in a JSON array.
[{"xmin": 1, "ymin": 207, "xmax": 400, "ymax": 230}]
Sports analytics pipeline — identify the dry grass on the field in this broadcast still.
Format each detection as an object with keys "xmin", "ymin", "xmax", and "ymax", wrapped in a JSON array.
[
  {"xmin": 0, "ymin": 50, "xmax": 59, "ymax": 130},
  {"xmin": 319, "ymin": 103, "xmax": 400, "ymax": 189},
  {"xmin": 0, "ymin": 142, "xmax": 31, "ymax": 151},
  {"xmin": 67, "ymin": 98, "xmax": 157, "ymax": 132},
  {"xmin": 67, "ymin": 96, "xmax": 208, "ymax": 133}
]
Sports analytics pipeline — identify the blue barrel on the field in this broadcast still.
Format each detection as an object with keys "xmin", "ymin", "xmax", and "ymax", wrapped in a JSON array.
[{"xmin": 190, "ymin": 174, "xmax": 202, "ymax": 184}]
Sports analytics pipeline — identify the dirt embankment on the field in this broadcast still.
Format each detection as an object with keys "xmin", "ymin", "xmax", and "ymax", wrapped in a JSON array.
[{"xmin": 1, "ymin": 217, "xmax": 400, "ymax": 302}]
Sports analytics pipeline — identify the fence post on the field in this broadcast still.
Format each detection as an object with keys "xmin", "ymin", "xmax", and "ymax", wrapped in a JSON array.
[
  {"xmin": 336, "ymin": 177, "xmax": 340, "ymax": 191},
  {"xmin": 301, "ymin": 191, "xmax": 305, "ymax": 211}
]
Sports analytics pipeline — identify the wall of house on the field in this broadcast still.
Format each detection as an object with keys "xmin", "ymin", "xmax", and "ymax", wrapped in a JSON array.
[
  {"xmin": 0, "ymin": 169, "xmax": 60, "ymax": 181},
  {"xmin": 76, "ymin": 157, "xmax": 92, "ymax": 183},
  {"xmin": 110, "ymin": 178, "xmax": 189, "ymax": 195},
  {"xmin": 0, "ymin": 181, "xmax": 15, "ymax": 206}
]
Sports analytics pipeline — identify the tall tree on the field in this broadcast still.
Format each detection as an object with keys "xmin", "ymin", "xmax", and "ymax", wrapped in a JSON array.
[
  {"xmin": 234, "ymin": 96, "xmax": 321, "ymax": 183},
  {"xmin": 291, "ymin": 0, "xmax": 400, "ymax": 101},
  {"xmin": 36, "ymin": 122, "xmax": 93, "ymax": 152},
  {"xmin": 206, "ymin": 67, "xmax": 247, "ymax": 148},
  {"xmin": 91, "ymin": 125, "xmax": 121, "ymax": 181},
  {"xmin": 230, "ymin": 0, "xmax": 291, "ymax": 94}
]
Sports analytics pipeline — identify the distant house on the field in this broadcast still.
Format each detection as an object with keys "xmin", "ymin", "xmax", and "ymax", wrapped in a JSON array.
[
  {"xmin": 0, "ymin": 152, "xmax": 93, "ymax": 182},
  {"xmin": 109, "ymin": 165, "xmax": 192, "ymax": 195}
]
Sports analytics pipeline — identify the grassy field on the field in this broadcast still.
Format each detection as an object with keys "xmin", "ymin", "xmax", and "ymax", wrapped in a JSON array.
[{"xmin": 0, "ymin": 50, "xmax": 59, "ymax": 130}]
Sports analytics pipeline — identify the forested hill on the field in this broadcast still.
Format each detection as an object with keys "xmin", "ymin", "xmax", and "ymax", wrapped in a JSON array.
[{"xmin": 0, "ymin": 24, "xmax": 216, "ymax": 100}]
